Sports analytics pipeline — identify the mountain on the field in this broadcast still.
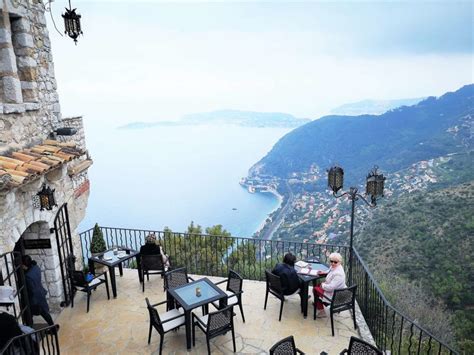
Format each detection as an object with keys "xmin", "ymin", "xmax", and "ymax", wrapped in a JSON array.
[
  {"xmin": 330, "ymin": 97, "xmax": 425, "ymax": 116},
  {"xmin": 357, "ymin": 178, "xmax": 474, "ymax": 352},
  {"xmin": 118, "ymin": 110, "xmax": 310, "ymax": 129},
  {"xmin": 251, "ymin": 85, "xmax": 473, "ymax": 184},
  {"xmin": 181, "ymin": 110, "xmax": 310, "ymax": 127}
]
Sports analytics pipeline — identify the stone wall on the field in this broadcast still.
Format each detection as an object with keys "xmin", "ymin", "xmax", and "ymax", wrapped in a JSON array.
[
  {"xmin": 0, "ymin": 0, "xmax": 61, "ymax": 154},
  {"xmin": 0, "ymin": 0, "xmax": 91, "ymax": 314}
]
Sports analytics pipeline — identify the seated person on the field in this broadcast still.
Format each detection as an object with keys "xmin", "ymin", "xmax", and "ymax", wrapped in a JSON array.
[
  {"xmin": 313, "ymin": 252, "xmax": 347, "ymax": 317},
  {"xmin": 140, "ymin": 233, "xmax": 171, "ymax": 269},
  {"xmin": 0, "ymin": 312, "xmax": 22, "ymax": 350},
  {"xmin": 272, "ymin": 252, "xmax": 302, "ymax": 296}
]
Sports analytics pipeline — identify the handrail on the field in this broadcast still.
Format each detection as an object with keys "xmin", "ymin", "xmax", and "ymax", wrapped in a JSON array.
[
  {"xmin": 0, "ymin": 324, "xmax": 60, "ymax": 355},
  {"xmin": 79, "ymin": 225, "xmax": 458, "ymax": 354}
]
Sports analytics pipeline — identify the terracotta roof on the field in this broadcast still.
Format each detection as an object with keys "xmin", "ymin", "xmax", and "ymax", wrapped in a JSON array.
[{"xmin": 0, "ymin": 139, "xmax": 85, "ymax": 191}]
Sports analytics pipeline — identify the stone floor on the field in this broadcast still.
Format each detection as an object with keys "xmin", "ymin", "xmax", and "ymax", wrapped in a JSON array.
[{"xmin": 54, "ymin": 269, "xmax": 359, "ymax": 354}]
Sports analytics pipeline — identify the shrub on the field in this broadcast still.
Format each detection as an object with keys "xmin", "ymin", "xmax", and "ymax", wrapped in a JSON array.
[{"xmin": 90, "ymin": 223, "xmax": 106, "ymax": 254}]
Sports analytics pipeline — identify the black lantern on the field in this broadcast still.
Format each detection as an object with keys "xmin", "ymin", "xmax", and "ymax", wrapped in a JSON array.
[
  {"xmin": 328, "ymin": 165, "xmax": 344, "ymax": 194},
  {"xmin": 62, "ymin": 1, "xmax": 83, "ymax": 44},
  {"xmin": 366, "ymin": 166, "xmax": 385, "ymax": 205},
  {"xmin": 37, "ymin": 184, "xmax": 57, "ymax": 211}
]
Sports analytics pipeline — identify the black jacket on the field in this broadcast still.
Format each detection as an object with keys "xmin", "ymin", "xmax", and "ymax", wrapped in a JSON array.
[{"xmin": 272, "ymin": 263, "xmax": 301, "ymax": 295}]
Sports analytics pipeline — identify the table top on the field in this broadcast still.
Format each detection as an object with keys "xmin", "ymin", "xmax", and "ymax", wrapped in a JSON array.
[
  {"xmin": 169, "ymin": 278, "xmax": 227, "ymax": 311},
  {"xmin": 296, "ymin": 261, "xmax": 330, "ymax": 282},
  {"xmin": 89, "ymin": 247, "xmax": 139, "ymax": 267}
]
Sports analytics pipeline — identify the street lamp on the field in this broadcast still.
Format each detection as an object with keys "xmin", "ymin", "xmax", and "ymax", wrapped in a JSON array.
[{"xmin": 327, "ymin": 165, "xmax": 385, "ymax": 284}]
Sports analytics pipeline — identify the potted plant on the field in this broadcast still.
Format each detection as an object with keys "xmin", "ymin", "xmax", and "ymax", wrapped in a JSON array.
[{"xmin": 90, "ymin": 223, "xmax": 107, "ymax": 255}]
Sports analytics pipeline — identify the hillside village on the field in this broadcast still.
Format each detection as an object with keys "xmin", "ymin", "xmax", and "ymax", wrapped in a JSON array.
[{"xmin": 246, "ymin": 154, "xmax": 462, "ymax": 244}]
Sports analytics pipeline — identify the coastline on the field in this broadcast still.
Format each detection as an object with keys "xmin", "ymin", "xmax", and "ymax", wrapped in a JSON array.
[{"xmin": 252, "ymin": 189, "xmax": 284, "ymax": 236}]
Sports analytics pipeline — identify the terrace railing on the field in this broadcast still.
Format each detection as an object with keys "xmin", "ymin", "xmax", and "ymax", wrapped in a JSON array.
[
  {"xmin": 0, "ymin": 324, "xmax": 60, "ymax": 355},
  {"xmin": 79, "ymin": 226, "xmax": 458, "ymax": 354}
]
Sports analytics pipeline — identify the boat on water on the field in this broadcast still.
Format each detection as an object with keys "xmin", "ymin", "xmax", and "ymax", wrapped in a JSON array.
[
  {"xmin": 232, "ymin": 207, "xmax": 237, "ymax": 210},
  {"xmin": 248, "ymin": 186, "xmax": 256, "ymax": 193}
]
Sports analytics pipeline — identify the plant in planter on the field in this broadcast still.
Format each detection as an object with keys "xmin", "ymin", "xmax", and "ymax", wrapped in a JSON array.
[
  {"xmin": 90, "ymin": 223, "xmax": 107, "ymax": 273},
  {"xmin": 90, "ymin": 223, "xmax": 106, "ymax": 255}
]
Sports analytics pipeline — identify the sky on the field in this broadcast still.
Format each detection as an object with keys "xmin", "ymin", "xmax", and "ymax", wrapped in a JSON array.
[{"xmin": 46, "ymin": 1, "xmax": 473, "ymax": 126}]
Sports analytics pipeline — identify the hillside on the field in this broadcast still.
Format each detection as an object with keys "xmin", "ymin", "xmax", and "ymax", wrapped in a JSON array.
[
  {"xmin": 357, "ymin": 180, "xmax": 474, "ymax": 353},
  {"xmin": 251, "ymin": 84, "xmax": 473, "ymax": 185},
  {"xmin": 330, "ymin": 97, "xmax": 425, "ymax": 116}
]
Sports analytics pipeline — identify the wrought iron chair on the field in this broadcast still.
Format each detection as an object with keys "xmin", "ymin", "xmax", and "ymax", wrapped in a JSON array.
[
  {"xmin": 69, "ymin": 269, "xmax": 110, "ymax": 312},
  {"xmin": 163, "ymin": 267, "xmax": 194, "ymax": 310},
  {"xmin": 264, "ymin": 270, "xmax": 301, "ymax": 321},
  {"xmin": 339, "ymin": 336, "xmax": 383, "ymax": 355},
  {"xmin": 192, "ymin": 305, "xmax": 236, "ymax": 355},
  {"xmin": 140, "ymin": 254, "xmax": 166, "ymax": 292},
  {"xmin": 269, "ymin": 335, "xmax": 305, "ymax": 355},
  {"xmin": 313, "ymin": 284, "xmax": 357, "ymax": 336},
  {"xmin": 211, "ymin": 270, "xmax": 245, "ymax": 322},
  {"xmin": 145, "ymin": 297, "xmax": 185, "ymax": 355}
]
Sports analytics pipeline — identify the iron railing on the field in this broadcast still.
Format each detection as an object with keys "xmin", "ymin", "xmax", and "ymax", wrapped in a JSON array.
[
  {"xmin": 0, "ymin": 324, "xmax": 60, "ymax": 355},
  {"xmin": 79, "ymin": 226, "xmax": 458, "ymax": 354}
]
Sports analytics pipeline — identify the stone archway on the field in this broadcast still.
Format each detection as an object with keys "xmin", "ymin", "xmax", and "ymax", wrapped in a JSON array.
[{"xmin": 18, "ymin": 221, "xmax": 63, "ymax": 313}]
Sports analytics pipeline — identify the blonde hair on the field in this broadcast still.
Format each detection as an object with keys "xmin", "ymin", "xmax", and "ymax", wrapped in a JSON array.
[{"xmin": 329, "ymin": 252, "xmax": 343, "ymax": 264}]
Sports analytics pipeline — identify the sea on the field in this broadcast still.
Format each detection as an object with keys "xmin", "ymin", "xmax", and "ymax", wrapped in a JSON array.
[{"xmin": 79, "ymin": 124, "xmax": 292, "ymax": 237}]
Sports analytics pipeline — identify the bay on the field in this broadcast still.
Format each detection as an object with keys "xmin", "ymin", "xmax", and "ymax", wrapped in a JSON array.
[{"xmin": 79, "ymin": 124, "xmax": 291, "ymax": 237}]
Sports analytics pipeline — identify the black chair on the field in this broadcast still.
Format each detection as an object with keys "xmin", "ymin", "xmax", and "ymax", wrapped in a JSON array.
[
  {"xmin": 192, "ymin": 305, "xmax": 236, "ymax": 355},
  {"xmin": 340, "ymin": 336, "xmax": 383, "ymax": 355},
  {"xmin": 269, "ymin": 335, "xmax": 305, "ymax": 355},
  {"xmin": 69, "ymin": 269, "xmax": 110, "ymax": 312},
  {"xmin": 140, "ymin": 254, "xmax": 166, "ymax": 292},
  {"xmin": 212, "ymin": 270, "xmax": 245, "ymax": 322},
  {"xmin": 314, "ymin": 285, "xmax": 357, "ymax": 336},
  {"xmin": 145, "ymin": 297, "xmax": 185, "ymax": 355},
  {"xmin": 163, "ymin": 267, "xmax": 194, "ymax": 310},
  {"xmin": 264, "ymin": 270, "xmax": 301, "ymax": 321}
]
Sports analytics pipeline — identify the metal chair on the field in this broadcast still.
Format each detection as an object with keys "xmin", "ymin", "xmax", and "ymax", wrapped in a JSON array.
[
  {"xmin": 69, "ymin": 269, "xmax": 110, "ymax": 313},
  {"xmin": 269, "ymin": 335, "xmax": 305, "ymax": 355},
  {"xmin": 145, "ymin": 297, "xmax": 185, "ymax": 355},
  {"xmin": 140, "ymin": 254, "xmax": 166, "ymax": 292},
  {"xmin": 264, "ymin": 270, "xmax": 301, "ymax": 321},
  {"xmin": 339, "ymin": 336, "xmax": 382, "ymax": 355},
  {"xmin": 314, "ymin": 285, "xmax": 357, "ymax": 336},
  {"xmin": 192, "ymin": 305, "xmax": 236, "ymax": 355},
  {"xmin": 212, "ymin": 270, "xmax": 245, "ymax": 322}
]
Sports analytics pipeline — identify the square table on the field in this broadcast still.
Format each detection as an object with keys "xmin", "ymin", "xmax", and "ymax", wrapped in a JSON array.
[
  {"xmin": 295, "ymin": 261, "xmax": 329, "ymax": 318},
  {"xmin": 168, "ymin": 277, "xmax": 227, "ymax": 350},
  {"xmin": 88, "ymin": 247, "xmax": 141, "ymax": 298}
]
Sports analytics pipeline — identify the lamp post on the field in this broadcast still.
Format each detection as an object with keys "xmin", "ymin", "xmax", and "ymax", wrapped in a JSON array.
[{"xmin": 327, "ymin": 165, "xmax": 385, "ymax": 284}]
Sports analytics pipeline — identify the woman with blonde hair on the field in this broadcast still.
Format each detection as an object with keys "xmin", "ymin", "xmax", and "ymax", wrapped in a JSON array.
[{"xmin": 313, "ymin": 252, "xmax": 346, "ymax": 317}]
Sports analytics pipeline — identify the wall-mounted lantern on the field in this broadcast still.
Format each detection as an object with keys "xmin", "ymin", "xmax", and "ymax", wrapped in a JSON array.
[
  {"xmin": 62, "ymin": 1, "xmax": 83, "ymax": 44},
  {"xmin": 36, "ymin": 184, "xmax": 57, "ymax": 211}
]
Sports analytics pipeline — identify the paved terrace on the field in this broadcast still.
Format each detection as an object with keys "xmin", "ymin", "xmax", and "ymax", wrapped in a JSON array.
[{"xmin": 54, "ymin": 269, "xmax": 359, "ymax": 354}]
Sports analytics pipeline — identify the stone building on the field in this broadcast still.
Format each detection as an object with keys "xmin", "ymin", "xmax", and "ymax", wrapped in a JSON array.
[{"xmin": 0, "ymin": 0, "xmax": 91, "ymax": 315}]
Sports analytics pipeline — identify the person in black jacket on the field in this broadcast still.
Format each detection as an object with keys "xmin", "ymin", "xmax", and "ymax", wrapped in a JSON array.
[
  {"xmin": 22, "ymin": 255, "xmax": 54, "ymax": 326},
  {"xmin": 272, "ymin": 252, "xmax": 302, "ymax": 296},
  {"xmin": 0, "ymin": 312, "xmax": 22, "ymax": 350},
  {"xmin": 139, "ymin": 233, "xmax": 171, "ymax": 269}
]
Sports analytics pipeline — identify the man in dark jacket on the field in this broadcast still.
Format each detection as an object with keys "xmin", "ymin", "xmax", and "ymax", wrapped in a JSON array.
[
  {"xmin": 22, "ymin": 255, "xmax": 54, "ymax": 326},
  {"xmin": 272, "ymin": 252, "xmax": 302, "ymax": 295}
]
